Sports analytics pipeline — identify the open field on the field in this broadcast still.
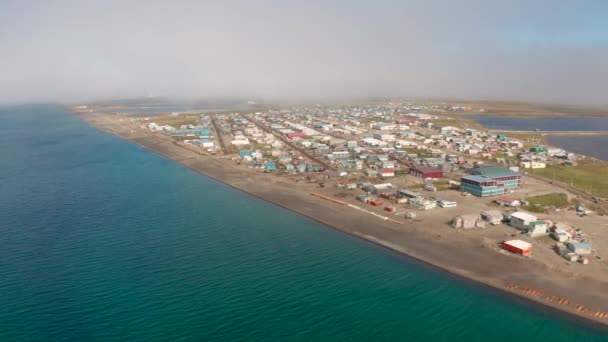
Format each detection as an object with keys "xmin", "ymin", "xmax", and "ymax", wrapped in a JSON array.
[
  {"xmin": 436, "ymin": 100, "xmax": 608, "ymax": 118},
  {"xmin": 524, "ymin": 193, "xmax": 570, "ymax": 213},
  {"xmin": 529, "ymin": 161, "xmax": 608, "ymax": 198},
  {"xmin": 146, "ymin": 115, "xmax": 199, "ymax": 126}
]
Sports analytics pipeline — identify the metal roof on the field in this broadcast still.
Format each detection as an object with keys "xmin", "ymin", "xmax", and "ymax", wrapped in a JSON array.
[
  {"xmin": 510, "ymin": 212, "xmax": 538, "ymax": 222},
  {"xmin": 505, "ymin": 239, "xmax": 532, "ymax": 250},
  {"xmin": 461, "ymin": 175, "xmax": 493, "ymax": 183}
]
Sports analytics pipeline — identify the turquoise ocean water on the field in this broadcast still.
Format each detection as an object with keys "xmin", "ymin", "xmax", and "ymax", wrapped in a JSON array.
[{"xmin": 1, "ymin": 105, "xmax": 607, "ymax": 341}]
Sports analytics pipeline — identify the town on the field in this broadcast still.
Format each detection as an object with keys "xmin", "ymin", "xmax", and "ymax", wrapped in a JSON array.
[{"xmin": 123, "ymin": 102, "xmax": 608, "ymax": 269}]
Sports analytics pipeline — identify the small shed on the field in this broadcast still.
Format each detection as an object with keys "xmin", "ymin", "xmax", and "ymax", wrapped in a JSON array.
[
  {"xmin": 451, "ymin": 214, "xmax": 484, "ymax": 229},
  {"xmin": 551, "ymin": 227, "xmax": 572, "ymax": 242},
  {"xmin": 496, "ymin": 196, "xmax": 520, "ymax": 207},
  {"xmin": 480, "ymin": 210, "xmax": 503, "ymax": 225},
  {"xmin": 567, "ymin": 241, "xmax": 592, "ymax": 255}
]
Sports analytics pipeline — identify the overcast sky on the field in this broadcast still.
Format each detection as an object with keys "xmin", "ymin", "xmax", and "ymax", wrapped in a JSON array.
[{"xmin": 1, "ymin": 0, "xmax": 607, "ymax": 105}]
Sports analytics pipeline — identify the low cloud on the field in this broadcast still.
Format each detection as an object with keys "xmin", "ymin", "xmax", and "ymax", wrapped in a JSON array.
[{"xmin": 1, "ymin": 0, "xmax": 607, "ymax": 105}]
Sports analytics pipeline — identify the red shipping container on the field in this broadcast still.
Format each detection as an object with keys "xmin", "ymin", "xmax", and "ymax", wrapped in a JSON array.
[{"xmin": 503, "ymin": 240, "xmax": 532, "ymax": 256}]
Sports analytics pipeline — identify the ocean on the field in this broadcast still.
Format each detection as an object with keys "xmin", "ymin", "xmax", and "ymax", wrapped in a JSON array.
[{"xmin": 1, "ymin": 105, "xmax": 607, "ymax": 341}]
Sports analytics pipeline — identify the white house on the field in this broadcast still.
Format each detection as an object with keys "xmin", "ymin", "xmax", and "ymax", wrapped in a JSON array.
[
  {"xmin": 509, "ymin": 212, "xmax": 537, "ymax": 231},
  {"xmin": 372, "ymin": 122, "xmax": 397, "ymax": 131},
  {"xmin": 373, "ymin": 134, "xmax": 396, "ymax": 142},
  {"xmin": 379, "ymin": 169, "xmax": 395, "ymax": 177},
  {"xmin": 440, "ymin": 126, "xmax": 460, "ymax": 134},
  {"xmin": 201, "ymin": 140, "xmax": 215, "ymax": 148},
  {"xmin": 521, "ymin": 161, "xmax": 546, "ymax": 169},
  {"xmin": 231, "ymin": 137, "xmax": 250, "ymax": 146}
]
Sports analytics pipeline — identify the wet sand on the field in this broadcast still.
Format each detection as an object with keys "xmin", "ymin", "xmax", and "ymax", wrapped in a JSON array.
[{"xmin": 80, "ymin": 112, "xmax": 608, "ymax": 328}]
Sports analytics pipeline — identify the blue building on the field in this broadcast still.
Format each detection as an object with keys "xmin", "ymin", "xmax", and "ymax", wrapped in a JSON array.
[
  {"xmin": 199, "ymin": 128, "xmax": 212, "ymax": 138},
  {"xmin": 461, "ymin": 167, "xmax": 522, "ymax": 197},
  {"xmin": 239, "ymin": 150, "xmax": 252, "ymax": 157},
  {"xmin": 265, "ymin": 162, "xmax": 276, "ymax": 171}
]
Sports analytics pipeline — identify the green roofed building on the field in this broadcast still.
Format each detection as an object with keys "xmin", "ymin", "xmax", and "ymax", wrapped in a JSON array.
[{"xmin": 530, "ymin": 146, "xmax": 546, "ymax": 153}]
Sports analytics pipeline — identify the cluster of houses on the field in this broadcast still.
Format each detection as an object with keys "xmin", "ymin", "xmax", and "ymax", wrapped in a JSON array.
[
  {"xmin": 341, "ymin": 183, "xmax": 456, "ymax": 212},
  {"xmin": 145, "ymin": 114, "xmax": 216, "ymax": 150},
  {"xmin": 519, "ymin": 146, "xmax": 579, "ymax": 168},
  {"xmin": 138, "ymin": 105, "xmax": 597, "ymax": 264},
  {"xmin": 452, "ymin": 207, "xmax": 593, "ymax": 262},
  {"xmin": 210, "ymin": 113, "xmax": 325, "ymax": 173},
  {"xmin": 143, "ymin": 104, "xmax": 586, "ymax": 185},
  {"xmin": 247, "ymin": 105, "xmax": 540, "ymax": 186}
]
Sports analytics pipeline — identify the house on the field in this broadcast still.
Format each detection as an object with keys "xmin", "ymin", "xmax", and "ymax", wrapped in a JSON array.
[
  {"xmin": 396, "ymin": 118, "xmax": 418, "ymax": 125},
  {"xmin": 440, "ymin": 126, "xmax": 460, "ymax": 135},
  {"xmin": 239, "ymin": 150, "xmax": 253, "ymax": 157},
  {"xmin": 331, "ymin": 151, "xmax": 350, "ymax": 160},
  {"xmin": 372, "ymin": 122, "xmax": 397, "ymax": 130},
  {"xmin": 200, "ymin": 140, "xmax": 215, "ymax": 148},
  {"xmin": 409, "ymin": 166, "xmax": 443, "ymax": 179},
  {"xmin": 509, "ymin": 212, "xmax": 538, "ymax": 231},
  {"xmin": 530, "ymin": 146, "xmax": 547, "ymax": 153},
  {"xmin": 551, "ymin": 227, "xmax": 572, "ymax": 242},
  {"xmin": 495, "ymin": 196, "xmax": 521, "ymax": 207},
  {"xmin": 480, "ymin": 210, "xmax": 503, "ymax": 225},
  {"xmin": 521, "ymin": 161, "xmax": 546, "ymax": 169},
  {"xmin": 410, "ymin": 197, "xmax": 437, "ymax": 210},
  {"xmin": 382, "ymin": 160, "xmax": 395, "ymax": 169},
  {"xmin": 398, "ymin": 189, "xmax": 421, "ymax": 200},
  {"xmin": 374, "ymin": 133, "xmax": 396, "ymax": 142},
  {"xmin": 361, "ymin": 138, "xmax": 386, "ymax": 147},
  {"xmin": 367, "ymin": 183, "xmax": 395, "ymax": 196},
  {"xmin": 567, "ymin": 241, "xmax": 592, "ymax": 255},
  {"xmin": 379, "ymin": 169, "xmax": 395, "ymax": 177},
  {"xmin": 265, "ymin": 162, "xmax": 277, "ymax": 171},
  {"xmin": 287, "ymin": 132, "xmax": 308, "ymax": 140},
  {"xmin": 365, "ymin": 169, "xmax": 378, "ymax": 177},
  {"xmin": 231, "ymin": 134, "xmax": 250, "ymax": 145},
  {"xmin": 527, "ymin": 220, "xmax": 549, "ymax": 237},
  {"xmin": 451, "ymin": 214, "xmax": 484, "ymax": 229}
]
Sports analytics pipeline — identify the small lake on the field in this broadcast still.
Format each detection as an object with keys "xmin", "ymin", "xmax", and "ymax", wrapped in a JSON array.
[
  {"xmin": 546, "ymin": 135, "xmax": 608, "ymax": 161},
  {"xmin": 473, "ymin": 116, "xmax": 608, "ymax": 131}
]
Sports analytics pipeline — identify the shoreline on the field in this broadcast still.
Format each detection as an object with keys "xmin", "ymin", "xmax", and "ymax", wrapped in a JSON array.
[{"xmin": 78, "ymin": 111, "xmax": 608, "ymax": 329}]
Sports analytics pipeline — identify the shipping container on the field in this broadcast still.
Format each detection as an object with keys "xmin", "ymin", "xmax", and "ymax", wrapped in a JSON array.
[{"xmin": 503, "ymin": 240, "xmax": 532, "ymax": 256}]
